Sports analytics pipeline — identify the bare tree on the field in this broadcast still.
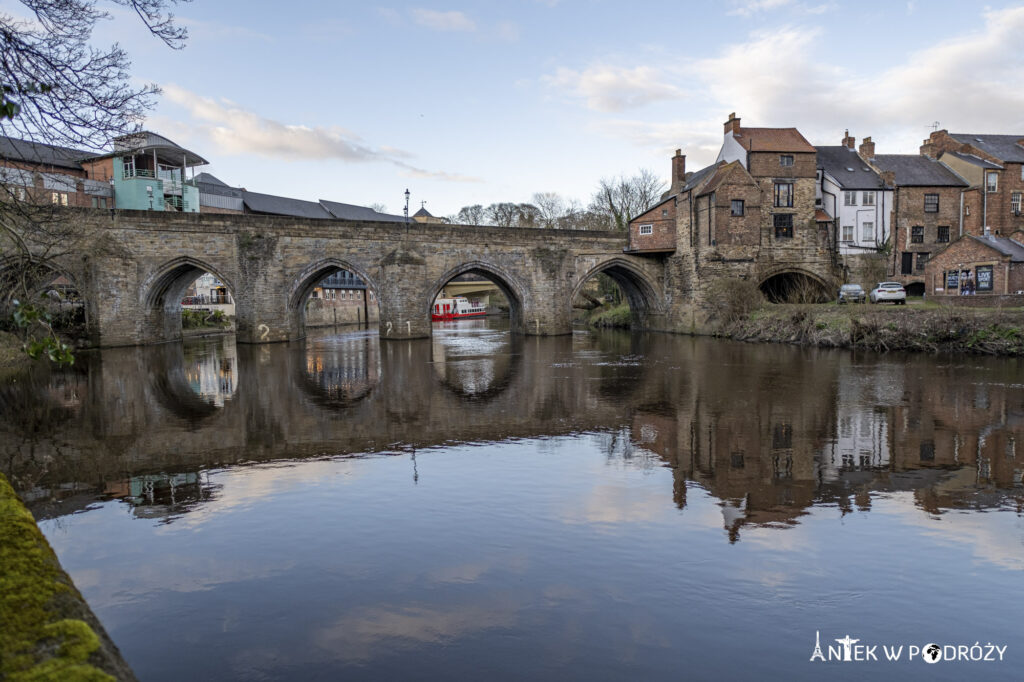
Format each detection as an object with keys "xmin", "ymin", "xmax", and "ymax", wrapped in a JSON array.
[
  {"xmin": 531, "ymin": 192, "xmax": 565, "ymax": 228},
  {"xmin": 486, "ymin": 202, "xmax": 521, "ymax": 227},
  {"xmin": 1, "ymin": 0, "xmax": 189, "ymax": 362},
  {"xmin": 369, "ymin": 202, "xmax": 388, "ymax": 214},
  {"xmin": 452, "ymin": 204, "xmax": 486, "ymax": 225},
  {"xmin": 589, "ymin": 169, "xmax": 665, "ymax": 230}
]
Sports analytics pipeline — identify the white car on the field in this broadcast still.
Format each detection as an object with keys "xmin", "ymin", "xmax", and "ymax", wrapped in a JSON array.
[{"xmin": 869, "ymin": 282, "xmax": 907, "ymax": 305}]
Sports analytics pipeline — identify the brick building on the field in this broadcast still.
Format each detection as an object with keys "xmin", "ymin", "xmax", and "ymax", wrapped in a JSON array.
[
  {"xmin": 920, "ymin": 131, "xmax": 1024, "ymax": 237},
  {"xmin": 867, "ymin": 154, "xmax": 967, "ymax": 294},
  {"xmin": 923, "ymin": 234, "xmax": 1024, "ymax": 298}
]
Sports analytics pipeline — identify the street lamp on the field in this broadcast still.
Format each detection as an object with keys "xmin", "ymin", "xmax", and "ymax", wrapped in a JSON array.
[{"xmin": 404, "ymin": 188, "xmax": 410, "ymax": 224}]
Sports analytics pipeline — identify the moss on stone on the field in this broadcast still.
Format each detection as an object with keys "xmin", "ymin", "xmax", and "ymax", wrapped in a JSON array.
[{"xmin": 0, "ymin": 473, "xmax": 115, "ymax": 681}]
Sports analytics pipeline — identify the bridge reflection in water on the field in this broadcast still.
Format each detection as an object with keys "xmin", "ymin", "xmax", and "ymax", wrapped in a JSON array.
[{"xmin": 3, "ymin": 321, "xmax": 1021, "ymax": 533}]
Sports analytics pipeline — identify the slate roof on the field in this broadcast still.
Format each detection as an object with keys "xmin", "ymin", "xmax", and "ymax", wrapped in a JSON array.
[
  {"xmin": 949, "ymin": 134, "xmax": 1024, "ymax": 163},
  {"xmin": 194, "ymin": 172, "xmax": 229, "ymax": 186},
  {"xmin": 196, "ymin": 173, "xmax": 243, "ymax": 199},
  {"xmin": 871, "ymin": 155, "xmax": 967, "ymax": 187},
  {"xmin": 734, "ymin": 127, "xmax": 816, "ymax": 153},
  {"xmin": 967, "ymin": 235, "xmax": 1024, "ymax": 262},
  {"xmin": 321, "ymin": 200, "xmax": 405, "ymax": 222},
  {"xmin": 816, "ymin": 146, "xmax": 887, "ymax": 190},
  {"xmin": 948, "ymin": 151, "xmax": 1002, "ymax": 169},
  {"xmin": 697, "ymin": 161, "xmax": 748, "ymax": 196},
  {"xmin": 682, "ymin": 162, "xmax": 722, "ymax": 193},
  {"xmin": 0, "ymin": 135, "xmax": 89, "ymax": 170},
  {"xmin": 413, "ymin": 207, "xmax": 433, "ymax": 218},
  {"xmin": 242, "ymin": 191, "xmax": 333, "ymax": 219}
]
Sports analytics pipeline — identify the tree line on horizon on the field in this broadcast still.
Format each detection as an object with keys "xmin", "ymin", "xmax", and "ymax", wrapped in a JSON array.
[{"xmin": 443, "ymin": 169, "xmax": 666, "ymax": 231}]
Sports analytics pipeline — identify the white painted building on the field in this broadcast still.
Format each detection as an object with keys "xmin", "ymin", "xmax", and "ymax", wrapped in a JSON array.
[{"xmin": 816, "ymin": 141, "xmax": 893, "ymax": 257}]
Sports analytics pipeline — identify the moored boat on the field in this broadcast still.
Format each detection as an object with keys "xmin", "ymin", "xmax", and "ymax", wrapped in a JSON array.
[{"xmin": 431, "ymin": 296, "xmax": 487, "ymax": 321}]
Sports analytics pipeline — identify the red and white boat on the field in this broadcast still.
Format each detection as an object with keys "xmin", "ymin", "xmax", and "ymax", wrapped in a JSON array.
[{"xmin": 431, "ymin": 296, "xmax": 487, "ymax": 321}]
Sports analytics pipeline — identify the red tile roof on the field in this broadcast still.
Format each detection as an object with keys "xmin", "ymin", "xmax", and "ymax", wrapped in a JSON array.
[
  {"xmin": 814, "ymin": 209, "xmax": 833, "ymax": 222},
  {"xmin": 735, "ymin": 127, "xmax": 816, "ymax": 153}
]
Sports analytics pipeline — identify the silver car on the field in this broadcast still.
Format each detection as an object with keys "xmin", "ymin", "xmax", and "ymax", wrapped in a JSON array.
[
  {"xmin": 869, "ymin": 282, "xmax": 907, "ymax": 305},
  {"xmin": 837, "ymin": 284, "xmax": 866, "ymax": 304}
]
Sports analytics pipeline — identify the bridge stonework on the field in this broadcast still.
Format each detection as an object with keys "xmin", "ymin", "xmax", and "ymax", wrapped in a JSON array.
[{"xmin": 13, "ymin": 210, "xmax": 677, "ymax": 347}]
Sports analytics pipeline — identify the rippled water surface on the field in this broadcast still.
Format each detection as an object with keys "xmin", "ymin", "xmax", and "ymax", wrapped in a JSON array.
[{"xmin": 2, "ymin": 319, "xmax": 1023, "ymax": 680}]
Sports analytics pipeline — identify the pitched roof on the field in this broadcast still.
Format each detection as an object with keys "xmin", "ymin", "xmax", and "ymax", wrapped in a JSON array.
[
  {"xmin": 734, "ymin": 127, "xmax": 815, "ymax": 153},
  {"xmin": 413, "ymin": 207, "xmax": 433, "ymax": 218},
  {"xmin": 948, "ymin": 151, "xmax": 1003, "ymax": 169},
  {"xmin": 697, "ymin": 161, "xmax": 748, "ymax": 196},
  {"xmin": 967, "ymin": 235, "xmax": 1024, "ymax": 262},
  {"xmin": 815, "ymin": 209, "xmax": 833, "ymax": 222},
  {"xmin": 242, "ymin": 191, "xmax": 333, "ymax": 219},
  {"xmin": 682, "ymin": 162, "xmax": 723, "ymax": 194},
  {"xmin": 949, "ymin": 134, "xmax": 1024, "ymax": 163},
  {"xmin": 0, "ymin": 135, "xmax": 89, "ymax": 170},
  {"xmin": 194, "ymin": 172, "xmax": 229, "ymax": 186},
  {"xmin": 321, "ymin": 200, "xmax": 405, "ymax": 222},
  {"xmin": 815, "ymin": 146, "xmax": 887, "ymax": 190},
  {"xmin": 871, "ymin": 155, "xmax": 967, "ymax": 187}
]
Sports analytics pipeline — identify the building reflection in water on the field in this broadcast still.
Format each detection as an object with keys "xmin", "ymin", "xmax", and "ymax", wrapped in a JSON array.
[
  {"xmin": 303, "ymin": 331, "xmax": 380, "ymax": 405},
  {"xmin": 104, "ymin": 471, "xmax": 219, "ymax": 523},
  {"xmin": 2, "ymin": 327, "xmax": 1023, "ymax": 542},
  {"xmin": 182, "ymin": 337, "xmax": 238, "ymax": 406}
]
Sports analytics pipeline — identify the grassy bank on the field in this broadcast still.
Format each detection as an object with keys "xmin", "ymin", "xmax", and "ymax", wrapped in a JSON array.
[
  {"xmin": 717, "ymin": 303, "xmax": 1024, "ymax": 355},
  {"xmin": 586, "ymin": 303, "xmax": 631, "ymax": 329},
  {"xmin": 0, "ymin": 473, "xmax": 136, "ymax": 681}
]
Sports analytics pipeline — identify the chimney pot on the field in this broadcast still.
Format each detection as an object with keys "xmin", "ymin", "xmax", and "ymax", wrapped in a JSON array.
[{"xmin": 724, "ymin": 113, "xmax": 741, "ymax": 136}]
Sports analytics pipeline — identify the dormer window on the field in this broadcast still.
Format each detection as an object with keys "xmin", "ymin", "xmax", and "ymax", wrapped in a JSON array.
[{"xmin": 780, "ymin": 155, "xmax": 794, "ymax": 167}]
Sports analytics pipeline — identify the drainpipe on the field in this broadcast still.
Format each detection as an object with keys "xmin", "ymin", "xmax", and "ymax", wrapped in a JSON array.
[
  {"xmin": 891, "ymin": 189, "xmax": 900, "ymax": 277},
  {"xmin": 983, "ymin": 175, "xmax": 988, "ymax": 236},
  {"xmin": 959, "ymin": 190, "xmax": 964, "ymax": 237}
]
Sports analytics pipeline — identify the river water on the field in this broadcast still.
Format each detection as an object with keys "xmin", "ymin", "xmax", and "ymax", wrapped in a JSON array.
[{"xmin": 2, "ymin": 319, "xmax": 1022, "ymax": 680}]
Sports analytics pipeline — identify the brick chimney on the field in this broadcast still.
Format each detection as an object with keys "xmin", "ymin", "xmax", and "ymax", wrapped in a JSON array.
[
  {"xmin": 842, "ymin": 130, "xmax": 855, "ymax": 149},
  {"xmin": 859, "ymin": 136, "xmax": 875, "ymax": 160},
  {"xmin": 671, "ymin": 149, "xmax": 686, "ymax": 191},
  {"xmin": 724, "ymin": 112, "xmax": 741, "ymax": 136},
  {"xmin": 919, "ymin": 130, "xmax": 944, "ymax": 159}
]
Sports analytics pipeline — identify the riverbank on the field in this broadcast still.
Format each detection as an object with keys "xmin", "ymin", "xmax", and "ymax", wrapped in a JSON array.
[
  {"xmin": 586, "ymin": 303, "xmax": 631, "ymax": 329},
  {"xmin": 0, "ymin": 473, "xmax": 137, "ymax": 681},
  {"xmin": 716, "ymin": 303, "xmax": 1024, "ymax": 355}
]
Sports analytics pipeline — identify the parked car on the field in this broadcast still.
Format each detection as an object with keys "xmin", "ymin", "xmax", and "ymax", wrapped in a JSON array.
[
  {"xmin": 837, "ymin": 283, "xmax": 866, "ymax": 304},
  {"xmin": 869, "ymin": 282, "xmax": 907, "ymax": 305}
]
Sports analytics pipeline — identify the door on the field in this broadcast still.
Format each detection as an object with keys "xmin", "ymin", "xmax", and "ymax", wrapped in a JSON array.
[{"xmin": 901, "ymin": 252, "xmax": 913, "ymax": 275}]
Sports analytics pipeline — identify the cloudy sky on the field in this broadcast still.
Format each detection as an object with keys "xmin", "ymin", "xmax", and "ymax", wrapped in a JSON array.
[{"xmin": 55, "ymin": 0, "xmax": 1024, "ymax": 215}]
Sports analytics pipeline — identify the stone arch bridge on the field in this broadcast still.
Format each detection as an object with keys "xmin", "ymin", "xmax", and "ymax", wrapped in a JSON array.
[{"xmin": 7, "ymin": 211, "xmax": 676, "ymax": 347}]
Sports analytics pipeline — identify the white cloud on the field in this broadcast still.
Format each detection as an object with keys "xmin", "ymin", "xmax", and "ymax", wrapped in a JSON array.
[
  {"xmin": 410, "ymin": 8, "xmax": 476, "ymax": 32},
  {"xmin": 577, "ymin": 6, "xmax": 1024, "ymax": 160},
  {"xmin": 159, "ymin": 85, "xmax": 482, "ymax": 182},
  {"xmin": 727, "ymin": 0, "xmax": 794, "ymax": 17},
  {"xmin": 542, "ymin": 65, "xmax": 685, "ymax": 112}
]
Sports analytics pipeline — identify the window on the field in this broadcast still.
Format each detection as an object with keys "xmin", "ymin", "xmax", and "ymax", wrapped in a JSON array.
[
  {"xmin": 915, "ymin": 252, "xmax": 929, "ymax": 272},
  {"xmin": 842, "ymin": 225, "xmax": 854, "ymax": 242},
  {"xmin": 775, "ymin": 182, "xmax": 793, "ymax": 207},
  {"xmin": 946, "ymin": 270, "xmax": 959, "ymax": 290},
  {"xmin": 861, "ymin": 222, "xmax": 874, "ymax": 242},
  {"xmin": 91, "ymin": 197, "xmax": 98, "ymax": 208},
  {"xmin": 844, "ymin": 191, "xmax": 856, "ymax": 206},
  {"xmin": 862, "ymin": 191, "xmax": 875, "ymax": 206},
  {"xmin": 638, "ymin": 224, "xmax": 653, "ymax": 235},
  {"xmin": 774, "ymin": 213, "xmax": 793, "ymax": 239},
  {"xmin": 772, "ymin": 423, "xmax": 793, "ymax": 449},
  {"xmin": 977, "ymin": 265, "xmax": 993, "ymax": 291},
  {"xmin": 730, "ymin": 199, "xmax": 744, "ymax": 216},
  {"xmin": 51, "ymin": 191, "xmax": 68, "ymax": 206},
  {"xmin": 937, "ymin": 226, "xmax": 950, "ymax": 242},
  {"xmin": 1013, "ymin": 192, "xmax": 1022, "ymax": 215},
  {"xmin": 986, "ymin": 172, "xmax": 998, "ymax": 193},
  {"xmin": 924, "ymin": 194, "xmax": 939, "ymax": 212},
  {"xmin": 911, "ymin": 226, "xmax": 924, "ymax": 243},
  {"xmin": 661, "ymin": 208, "xmax": 668, "ymax": 217},
  {"xmin": 780, "ymin": 155, "xmax": 794, "ymax": 167}
]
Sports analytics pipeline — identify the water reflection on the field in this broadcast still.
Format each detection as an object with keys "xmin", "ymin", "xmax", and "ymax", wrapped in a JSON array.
[{"xmin": 5, "ymin": 322, "xmax": 1024, "ymax": 680}]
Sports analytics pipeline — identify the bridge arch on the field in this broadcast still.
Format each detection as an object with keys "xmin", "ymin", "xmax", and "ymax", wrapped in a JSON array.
[
  {"xmin": 141, "ymin": 256, "xmax": 237, "ymax": 343},
  {"xmin": 0, "ymin": 255, "xmax": 89, "ymax": 339},
  {"xmin": 571, "ymin": 257, "xmax": 663, "ymax": 328},
  {"xmin": 287, "ymin": 258, "xmax": 380, "ymax": 340},
  {"xmin": 758, "ymin": 267, "xmax": 832, "ymax": 304},
  {"xmin": 425, "ymin": 261, "xmax": 528, "ymax": 334}
]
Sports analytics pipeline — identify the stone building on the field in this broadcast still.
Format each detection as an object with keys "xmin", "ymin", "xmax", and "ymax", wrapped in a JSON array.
[
  {"xmin": 920, "ymin": 131, "xmax": 1024, "ymax": 237},
  {"xmin": 629, "ymin": 113, "xmax": 836, "ymax": 307},
  {"xmin": 923, "ymin": 233, "xmax": 1024, "ymax": 298},
  {"xmin": 867, "ymin": 153, "xmax": 967, "ymax": 295}
]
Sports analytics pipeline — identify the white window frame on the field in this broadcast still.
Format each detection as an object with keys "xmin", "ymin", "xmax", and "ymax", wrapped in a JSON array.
[
  {"xmin": 841, "ymin": 225, "xmax": 854, "ymax": 242},
  {"xmin": 862, "ymin": 191, "xmax": 875, "ymax": 206},
  {"xmin": 639, "ymin": 224, "xmax": 653, "ymax": 235},
  {"xmin": 986, "ymin": 172, "xmax": 998, "ymax": 193},
  {"xmin": 1012, "ymin": 192, "xmax": 1022, "ymax": 215},
  {"xmin": 861, "ymin": 222, "xmax": 873, "ymax": 242},
  {"xmin": 844, "ymin": 191, "xmax": 856, "ymax": 206}
]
